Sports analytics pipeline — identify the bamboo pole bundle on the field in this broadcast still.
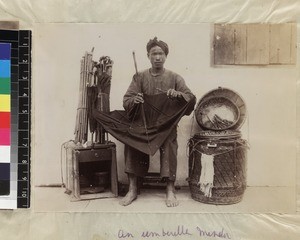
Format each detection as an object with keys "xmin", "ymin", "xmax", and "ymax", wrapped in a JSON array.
[
  {"xmin": 81, "ymin": 53, "xmax": 87, "ymax": 142},
  {"xmin": 78, "ymin": 56, "xmax": 85, "ymax": 143},
  {"xmin": 74, "ymin": 58, "xmax": 84, "ymax": 143},
  {"xmin": 74, "ymin": 51, "xmax": 94, "ymax": 144},
  {"xmin": 82, "ymin": 52, "xmax": 88, "ymax": 142},
  {"xmin": 85, "ymin": 53, "xmax": 94, "ymax": 142}
]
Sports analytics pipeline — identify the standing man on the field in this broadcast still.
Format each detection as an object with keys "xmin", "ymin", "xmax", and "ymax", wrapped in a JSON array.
[{"xmin": 120, "ymin": 37, "xmax": 195, "ymax": 207}]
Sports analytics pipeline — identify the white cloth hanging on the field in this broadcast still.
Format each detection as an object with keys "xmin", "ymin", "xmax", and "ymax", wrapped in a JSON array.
[{"xmin": 198, "ymin": 153, "xmax": 215, "ymax": 197}]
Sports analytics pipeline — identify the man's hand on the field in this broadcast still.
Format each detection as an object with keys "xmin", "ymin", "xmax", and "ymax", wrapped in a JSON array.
[
  {"xmin": 133, "ymin": 93, "xmax": 144, "ymax": 104},
  {"xmin": 167, "ymin": 89, "xmax": 182, "ymax": 99}
]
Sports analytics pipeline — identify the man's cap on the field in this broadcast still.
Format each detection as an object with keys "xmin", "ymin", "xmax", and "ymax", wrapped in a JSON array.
[{"xmin": 146, "ymin": 37, "xmax": 169, "ymax": 56}]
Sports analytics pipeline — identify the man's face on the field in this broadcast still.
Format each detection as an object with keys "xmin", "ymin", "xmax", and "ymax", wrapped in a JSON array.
[{"xmin": 148, "ymin": 46, "xmax": 166, "ymax": 69}]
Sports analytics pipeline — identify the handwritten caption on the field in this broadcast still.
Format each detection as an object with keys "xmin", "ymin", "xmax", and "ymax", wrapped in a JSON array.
[{"xmin": 118, "ymin": 225, "xmax": 231, "ymax": 239}]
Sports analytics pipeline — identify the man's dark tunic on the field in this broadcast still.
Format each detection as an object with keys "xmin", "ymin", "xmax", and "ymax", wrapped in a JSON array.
[{"xmin": 123, "ymin": 68, "xmax": 195, "ymax": 180}]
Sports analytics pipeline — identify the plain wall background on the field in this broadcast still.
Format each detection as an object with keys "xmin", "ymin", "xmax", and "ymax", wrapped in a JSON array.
[{"xmin": 33, "ymin": 23, "xmax": 297, "ymax": 187}]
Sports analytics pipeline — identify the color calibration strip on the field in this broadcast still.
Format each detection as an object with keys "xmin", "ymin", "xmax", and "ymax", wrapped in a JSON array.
[
  {"xmin": 0, "ymin": 43, "xmax": 11, "ymax": 196},
  {"xmin": 0, "ymin": 30, "xmax": 31, "ymax": 208}
]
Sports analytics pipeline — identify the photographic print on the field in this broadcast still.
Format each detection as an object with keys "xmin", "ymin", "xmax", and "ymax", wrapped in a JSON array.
[{"xmin": 33, "ymin": 23, "xmax": 297, "ymax": 213}]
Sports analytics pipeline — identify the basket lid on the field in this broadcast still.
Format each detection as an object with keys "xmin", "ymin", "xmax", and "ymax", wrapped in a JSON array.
[
  {"xmin": 193, "ymin": 130, "xmax": 242, "ymax": 139},
  {"xmin": 195, "ymin": 87, "xmax": 246, "ymax": 130}
]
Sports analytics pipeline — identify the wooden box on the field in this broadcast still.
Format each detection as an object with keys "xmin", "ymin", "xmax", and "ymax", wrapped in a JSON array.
[{"xmin": 66, "ymin": 142, "xmax": 118, "ymax": 201}]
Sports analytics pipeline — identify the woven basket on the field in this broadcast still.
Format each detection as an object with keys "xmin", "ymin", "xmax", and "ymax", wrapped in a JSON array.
[{"xmin": 188, "ymin": 133, "xmax": 247, "ymax": 205}]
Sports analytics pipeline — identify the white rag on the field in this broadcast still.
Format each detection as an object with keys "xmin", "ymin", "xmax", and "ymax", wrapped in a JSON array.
[{"xmin": 198, "ymin": 154, "xmax": 215, "ymax": 197}]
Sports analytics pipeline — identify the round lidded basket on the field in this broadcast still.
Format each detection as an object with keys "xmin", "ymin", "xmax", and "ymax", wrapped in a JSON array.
[{"xmin": 188, "ymin": 87, "xmax": 248, "ymax": 205}]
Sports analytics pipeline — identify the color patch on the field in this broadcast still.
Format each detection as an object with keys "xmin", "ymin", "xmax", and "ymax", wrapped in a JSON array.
[
  {"xmin": 0, "ymin": 78, "xmax": 10, "ymax": 94},
  {"xmin": 0, "ymin": 180, "xmax": 9, "ymax": 195},
  {"xmin": 0, "ymin": 146, "xmax": 10, "ymax": 163},
  {"xmin": 0, "ymin": 163, "xmax": 10, "ymax": 180},
  {"xmin": 0, "ymin": 128, "xmax": 10, "ymax": 145},
  {"xmin": 0, "ymin": 94, "xmax": 10, "ymax": 111},
  {"xmin": 0, "ymin": 60, "xmax": 10, "ymax": 78},
  {"xmin": 0, "ymin": 44, "xmax": 11, "ymax": 59},
  {"xmin": 0, "ymin": 112, "xmax": 10, "ymax": 128}
]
